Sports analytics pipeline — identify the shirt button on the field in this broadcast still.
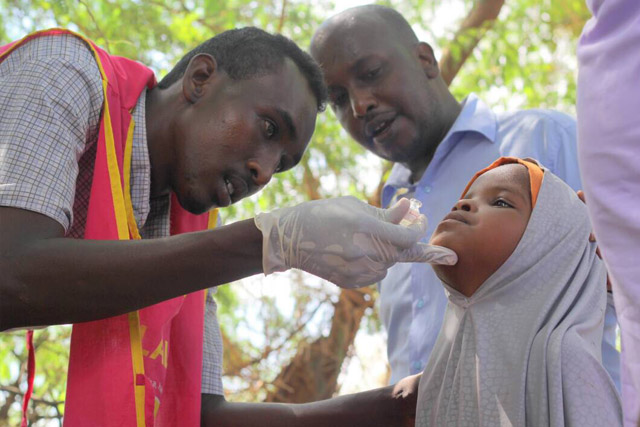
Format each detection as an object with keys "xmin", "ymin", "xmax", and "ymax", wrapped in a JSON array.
[
  {"xmin": 416, "ymin": 298, "xmax": 425, "ymax": 309},
  {"xmin": 424, "ymin": 186, "xmax": 431, "ymax": 193},
  {"xmin": 412, "ymin": 361, "xmax": 422, "ymax": 372}
]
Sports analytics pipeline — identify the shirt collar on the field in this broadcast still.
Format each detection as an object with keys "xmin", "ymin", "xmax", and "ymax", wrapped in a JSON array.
[
  {"xmin": 382, "ymin": 93, "xmax": 497, "ymax": 206},
  {"xmin": 446, "ymin": 93, "xmax": 497, "ymax": 144}
]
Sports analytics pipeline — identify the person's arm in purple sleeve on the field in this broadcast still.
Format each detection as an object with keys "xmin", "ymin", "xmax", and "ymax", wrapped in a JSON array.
[{"xmin": 577, "ymin": 1, "xmax": 640, "ymax": 425}]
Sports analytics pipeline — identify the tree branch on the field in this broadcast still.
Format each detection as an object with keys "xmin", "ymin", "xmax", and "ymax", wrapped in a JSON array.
[
  {"xmin": 223, "ymin": 295, "xmax": 330, "ymax": 377},
  {"xmin": 0, "ymin": 385, "xmax": 64, "ymax": 407},
  {"xmin": 439, "ymin": 0, "xmax": 506, "ymax": 86},
  {"xmin": 264, "ymin": 287, "xmax": 376, "ymax": 403},
  {"xmin": 145, "ymin": 0, "xmax": 227, "ymax": 35},
  {"xmin": 78, "ymin": 0, "xmax": 111, "ymax": 52},
  {"xmin": 301, "ymin": 156, "xmax": 322, "ymax": 200},
  {"xmin": 277, "ymin": 0, "xmax": 288, "ymax": 34}
]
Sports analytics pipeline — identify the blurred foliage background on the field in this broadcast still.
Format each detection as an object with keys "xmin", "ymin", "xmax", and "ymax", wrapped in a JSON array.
[{"xmin": 0, "ymin": 0, "xmax": 590, "ymax": 424}]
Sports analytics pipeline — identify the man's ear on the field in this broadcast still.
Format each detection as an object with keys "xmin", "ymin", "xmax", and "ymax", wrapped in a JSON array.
[
  {"xmin": 415, "ymin": 42, "xmax": 439, "ymax": 79},
  {"xmin": 182, "ymin": 53, "xmax": 219, "ymax": 104}
]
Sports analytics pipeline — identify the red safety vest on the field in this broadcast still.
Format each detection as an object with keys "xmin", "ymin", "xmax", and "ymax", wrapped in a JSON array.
[{"xmin": 0, "ymin": 29, "xmax": 216, "ymax": 426}]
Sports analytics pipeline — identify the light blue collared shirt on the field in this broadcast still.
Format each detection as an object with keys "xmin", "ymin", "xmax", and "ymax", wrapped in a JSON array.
[{"xmin": 380, "ymin": 94, "xmax": 620, "ymax": 391}]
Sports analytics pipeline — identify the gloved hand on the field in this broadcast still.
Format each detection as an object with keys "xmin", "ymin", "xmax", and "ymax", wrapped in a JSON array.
[
  {"xmin": 254, "ymin": 196, "xmax": 456, "ymax": 288},
  {"xmin": 401, "ymin": 243, "xmax": 458, "ymax": 266}
]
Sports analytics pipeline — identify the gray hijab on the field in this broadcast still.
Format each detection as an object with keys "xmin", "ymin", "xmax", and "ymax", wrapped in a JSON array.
[{"xmin": 415, "ymin": 168, "xmax": 621, "ymax": 426}]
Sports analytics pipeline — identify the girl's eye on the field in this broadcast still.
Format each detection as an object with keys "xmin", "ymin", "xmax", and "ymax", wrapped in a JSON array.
[
  {"xmin": 494, "ymin": 199, "xmax": 512, "ymax": 208},
  {"xmin": 263, "ymin": 120, "xmax": 277, "ymax": 138}
]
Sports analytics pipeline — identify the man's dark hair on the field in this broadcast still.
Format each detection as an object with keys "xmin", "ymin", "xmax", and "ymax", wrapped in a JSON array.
[{"xmin": 158, "ymin": 27, "xmax": 327, "ymax": 111}]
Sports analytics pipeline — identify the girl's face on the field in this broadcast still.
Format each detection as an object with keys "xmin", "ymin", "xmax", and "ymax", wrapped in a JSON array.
[{"xmin": 430, "ymin": 164, "xmax": 533, "ymax": 296}]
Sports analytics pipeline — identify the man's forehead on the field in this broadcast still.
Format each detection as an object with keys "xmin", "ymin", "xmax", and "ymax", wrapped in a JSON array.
[
  {"xmin": 317, "ymin": 11, "xmax": 380, "ymax": 39},
  {"xmin": 244, "ymin": 61, "xmax": 317, "ymax": 135},
  {"xmin": 313, "ymin": 14, "xmax": 394, "ymax": 65},
  {"xmin": 267, "ymin": 60, "xmax": 312, "ymax": 100}
]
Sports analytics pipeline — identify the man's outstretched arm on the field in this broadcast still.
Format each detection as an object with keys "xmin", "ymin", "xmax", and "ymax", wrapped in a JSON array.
[
  {"xmin": 201, "ymin": 373, "xmax": 420, "ymax": 427},
  {"xmin": 1, "ymin": 197, "xmax": 427, "ymax": 330},
  {"xmin": 0, "ymin": 207, "xmax": 263, "ymax": 330}
]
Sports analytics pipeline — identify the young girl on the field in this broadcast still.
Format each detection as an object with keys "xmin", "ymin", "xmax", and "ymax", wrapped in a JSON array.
[{"xmin": 415, "ymin": 157, "xmax": 622, "ymax": 426}]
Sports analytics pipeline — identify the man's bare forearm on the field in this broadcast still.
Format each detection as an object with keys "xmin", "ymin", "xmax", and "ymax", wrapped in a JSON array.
[
  {"xmin": 201, "ymin": 383, "xmax": 415, "ymax": 427},
  {"xmin": 0, "ymin": 208, "xmax": 263, "ymax": 330},
  {"xmin": 291, "ymin": 384, "xmax": 411, "ymax": 427}
]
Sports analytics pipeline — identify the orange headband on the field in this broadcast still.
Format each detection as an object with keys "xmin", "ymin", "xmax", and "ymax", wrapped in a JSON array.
[{"xmin": 460, "ymin": 157, "xmax": 545, "ymax": 208}]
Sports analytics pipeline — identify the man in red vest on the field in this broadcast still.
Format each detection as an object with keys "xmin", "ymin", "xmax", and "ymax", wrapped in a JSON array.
[{"xmin": 0, "ymin": 27, "xmax": 429, "ymax": 425}]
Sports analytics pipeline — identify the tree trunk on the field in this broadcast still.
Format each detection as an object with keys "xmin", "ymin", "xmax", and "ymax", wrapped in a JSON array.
[{"xmin": 265, "ymin": 287, "xmax": 375, "ymax": 402}]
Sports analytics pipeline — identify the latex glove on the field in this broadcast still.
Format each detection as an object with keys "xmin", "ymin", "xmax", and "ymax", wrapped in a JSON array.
[
  {"xmin": 396, "ymin": 199, "xmax": 458, "ymax": 266},
  {"xmin": 400, "ymin": 243, "xmax": 457, "ymax": 265},
  {"xmin": 255, "ymin": 196, "xmax": 431, "ymax": 288}
]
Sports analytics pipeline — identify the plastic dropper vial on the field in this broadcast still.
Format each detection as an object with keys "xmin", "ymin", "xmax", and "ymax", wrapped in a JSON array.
[{"xmin": 399, "ymin": 198, "xmax": 423, "ymax": 226}]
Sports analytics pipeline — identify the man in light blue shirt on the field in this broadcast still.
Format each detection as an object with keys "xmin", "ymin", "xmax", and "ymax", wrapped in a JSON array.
[{"xmin": 311, "ymin": 4, "xmax": 620, "ymax": 391}]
